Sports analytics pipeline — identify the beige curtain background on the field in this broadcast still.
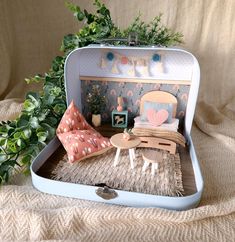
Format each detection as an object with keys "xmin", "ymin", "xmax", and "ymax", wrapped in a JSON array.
[{"xmin": 0, "ymin": 0, "xmax": 235, "ymax": 241}]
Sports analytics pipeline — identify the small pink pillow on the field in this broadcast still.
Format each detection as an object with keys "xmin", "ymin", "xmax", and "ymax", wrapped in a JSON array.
[{"xmin": 57, "ymin": 101, "xmax": 112, "ymax": 163}]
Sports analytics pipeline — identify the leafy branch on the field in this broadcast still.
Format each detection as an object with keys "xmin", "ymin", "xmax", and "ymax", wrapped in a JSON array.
[{"xmin": 0, "ymin": 0, "xmax": 183, "ymax": 184}]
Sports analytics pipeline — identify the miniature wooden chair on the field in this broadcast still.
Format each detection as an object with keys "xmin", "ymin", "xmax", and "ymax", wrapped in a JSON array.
[{"xmin": 142, "ymin": 149, "xmax": 163, "ymax": 175}]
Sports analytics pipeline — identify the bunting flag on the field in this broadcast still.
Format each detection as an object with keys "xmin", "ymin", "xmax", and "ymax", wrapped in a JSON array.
[
  {"xmin": 111, "ymin": 61, "xmax": 119, "ymax": 74},
  {"xmin": 155, "ymin": 62, "xmax": 164, "ymax": 73},
  {"xmin": 100, "ymin": 57, "xmax": 107, "ymax": 68},
  {"xmin": 100, "ymin": 51, "xmax": 164, "ymax": 77},
  {"xmin": 142, "ymin": 65, "xmax": 150, "ymax": 76}
]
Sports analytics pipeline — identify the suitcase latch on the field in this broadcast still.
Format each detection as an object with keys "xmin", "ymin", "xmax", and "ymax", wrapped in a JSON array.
[{"xmin": 96, "ymin": 186, "xmax": 118, "ymax": 200}]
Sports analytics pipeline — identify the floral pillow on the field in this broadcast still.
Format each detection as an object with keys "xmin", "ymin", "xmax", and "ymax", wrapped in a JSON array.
[{"xmin": 57, "ymin": 101, "xmax": 112, "ymax": 163}]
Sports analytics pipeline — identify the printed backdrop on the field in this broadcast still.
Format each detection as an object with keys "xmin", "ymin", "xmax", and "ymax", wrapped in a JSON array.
[{"xmin": 81, "ymin": 80, "xmax": 190, "ymax": 124}]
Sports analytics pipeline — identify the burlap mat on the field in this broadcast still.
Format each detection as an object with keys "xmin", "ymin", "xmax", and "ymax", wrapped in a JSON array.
[{"xmin": 51, "ymin": 148, "xmax": 184, "ymax": 197}]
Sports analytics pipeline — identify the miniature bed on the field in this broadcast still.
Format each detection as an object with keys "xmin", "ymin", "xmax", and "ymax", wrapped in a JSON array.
[
  {"xmin": 30, "ymin": 45, "xmax": 203, "ymax": 210},
  {"xmin": 132, "ymin": 90, "xmax": 186, "ymax": 154}
]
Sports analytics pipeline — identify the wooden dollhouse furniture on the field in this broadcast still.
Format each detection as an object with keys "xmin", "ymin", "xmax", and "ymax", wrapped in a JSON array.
[
  {"xmin": 132, "ymin": 90, "xmax": 186, "ymax": 154},
  {"xmin": 112, "ymin": 110, "xmax": 128, "ymax": 128},
  {"xmin": 142, "ymin": 149, "xmax": 163, "ymax": 175},
  {"xmin": 110, "ymin": 133, "xmax": 141, "ymax": 169}
]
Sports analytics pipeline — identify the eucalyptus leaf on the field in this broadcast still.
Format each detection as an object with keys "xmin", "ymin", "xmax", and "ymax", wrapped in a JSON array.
[
  {"xmin": 13, "ymin": 132, "xmax": 22, "ymax": 139},
  {"xmin": 21, "ymin": 155, "xmax": 31, "ymax": 165},
  {"xmin": 17, "ymin": 114, "xmax": 29, "ymax": 127},
  {"xmin": 41, "ymin": 123, "xmax": 55, "ymax": 140},
  {"xmin": 0, "ymin": 138, "xmax": 6, "ymax": 146},
  {"xmin": 29, "ymin": 117, "xmax": 39, "ymax": 129},
  {"xmin": 17, "ymin": 138, "xmax": 23, "ymax": 147},
  {"xmin": 53, "ymin": 103, "xmax": 66, "ymax": 115},
  {"xmin": 46, "ymin": 117, "xmax": 58, "ymax": 126},
  {"xmin": 23, "ymin": 100, "xmax": 35, "ymax": 112},
  {"xmin": 27, "ymin": 94, "xmax": 40, "ymax": 108},
  {"xmin": 0, "ymin": 154, "xmax": 8, "ymax": 163},
  {"xmin": 0, "ymin": 126, "xmax": 8, "ymax": 134},
  {"xmin": 23, "ymin": 129, "xmax": 32, "ymax": 139},
  {"xmin": 37, "ymin": 131, "xmax": 48, "ymax": 142}
]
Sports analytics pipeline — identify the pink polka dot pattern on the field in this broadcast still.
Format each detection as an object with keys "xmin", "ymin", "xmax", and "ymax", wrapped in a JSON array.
[{"xmin": 56, "ymin": 101, "xmax": 112, "ymax": 163}]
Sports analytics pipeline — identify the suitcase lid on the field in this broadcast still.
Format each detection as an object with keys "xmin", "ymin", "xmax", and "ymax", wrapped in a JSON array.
[{"xmin": 64, "ymin": 45, "xmax": 200, "ymax": 137}]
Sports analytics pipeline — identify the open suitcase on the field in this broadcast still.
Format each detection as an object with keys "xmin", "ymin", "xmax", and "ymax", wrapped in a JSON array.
[{"xmin": 31, "ymin": 45, "xmax": 203, "ymax": 210}]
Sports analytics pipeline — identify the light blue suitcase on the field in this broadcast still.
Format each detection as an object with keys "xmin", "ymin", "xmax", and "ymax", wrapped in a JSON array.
[{"xmin": 31, "ymin": 45, "xmax": 203, "ymax": 210}]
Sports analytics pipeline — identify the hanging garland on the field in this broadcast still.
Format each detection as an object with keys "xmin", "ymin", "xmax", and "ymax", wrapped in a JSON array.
[{"xmin": 100, "ymin": 51, "xmax": 164, "ymax": 76}]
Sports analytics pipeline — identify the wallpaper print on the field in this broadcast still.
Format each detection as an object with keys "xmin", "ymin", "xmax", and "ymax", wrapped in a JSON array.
[{"xmin": 81, "ymin": 80, "xmax": 190, "ymax": 124}]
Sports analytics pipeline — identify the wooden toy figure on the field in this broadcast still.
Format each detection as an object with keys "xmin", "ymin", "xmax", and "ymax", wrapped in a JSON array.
[
  {"xmin": 112, "ymin": 95, "xmax": 128, "ymax": 128},
  {"xmin": 117, "ymin": 96, "xmax": 123, "ymax": 112}
]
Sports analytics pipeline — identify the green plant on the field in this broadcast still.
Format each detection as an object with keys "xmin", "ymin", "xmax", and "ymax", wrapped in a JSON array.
[
  {"xmin": 86, "ymin": 85, "xmax": 106, "ymax": 115},
  {"xmin": 0, "ymin": 0, "xmax": 183, "ymax": 184}
]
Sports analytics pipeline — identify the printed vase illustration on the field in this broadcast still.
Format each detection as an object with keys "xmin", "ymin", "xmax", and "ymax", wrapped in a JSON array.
[{"xmin": 92, "ymin": 114, "xmax": 101, "ymax": 127}]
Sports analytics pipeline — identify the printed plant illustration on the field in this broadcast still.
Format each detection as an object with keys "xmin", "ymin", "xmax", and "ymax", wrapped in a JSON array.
[{"xmin": 86, "ymin": 85, "xmax": 106, "ymax": 115}]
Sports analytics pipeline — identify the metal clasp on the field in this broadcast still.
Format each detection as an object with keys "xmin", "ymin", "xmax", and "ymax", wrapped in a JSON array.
[
  {"xmin": 128, "ymin": 32, "xmax": 138, "ymax": 46},
  {"xmin": 96, "ymin": 186, "xmax": 118, "ymax": 200}
]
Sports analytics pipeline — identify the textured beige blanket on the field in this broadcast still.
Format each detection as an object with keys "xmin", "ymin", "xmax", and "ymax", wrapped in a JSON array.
[{"xmin": 1, "ymin": 0, "xmax": 235, "ymax": 241}]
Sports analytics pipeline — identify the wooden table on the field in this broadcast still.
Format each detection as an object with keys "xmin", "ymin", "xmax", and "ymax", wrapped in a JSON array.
[{"xmin": 110, "ymin": 133, "xmax": 141, "ymax": 169}]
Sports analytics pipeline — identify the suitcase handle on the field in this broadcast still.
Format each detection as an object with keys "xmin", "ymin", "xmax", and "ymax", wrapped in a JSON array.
[{"xmin": 95, "ymin": 32, "xmax": 146, "ymax": 46}]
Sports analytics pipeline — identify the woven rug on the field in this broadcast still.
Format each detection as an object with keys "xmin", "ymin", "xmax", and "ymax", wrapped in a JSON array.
[{"xmin": 51, "ymin": 148, "xmax": 184, "ymax": 197}]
